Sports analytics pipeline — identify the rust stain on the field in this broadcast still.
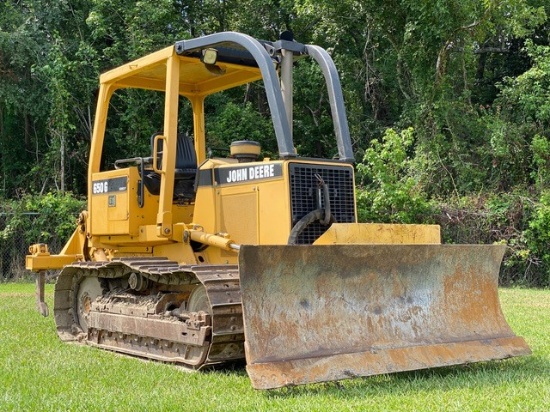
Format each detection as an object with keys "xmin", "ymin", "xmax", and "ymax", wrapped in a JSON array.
[{"xmin": 239, "ymin": 244, "xmax": 531, "ymax": 389}]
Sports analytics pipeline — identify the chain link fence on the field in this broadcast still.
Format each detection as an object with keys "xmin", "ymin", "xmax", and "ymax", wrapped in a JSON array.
[{"xmin": 0, "ymin": 213, "xmax": 66, "ymax": 281}]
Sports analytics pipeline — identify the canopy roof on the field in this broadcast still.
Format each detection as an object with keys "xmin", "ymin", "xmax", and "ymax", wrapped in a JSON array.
[{"xmin": 100, "ymin": 44, "xmax": 264, "ymax": 97}]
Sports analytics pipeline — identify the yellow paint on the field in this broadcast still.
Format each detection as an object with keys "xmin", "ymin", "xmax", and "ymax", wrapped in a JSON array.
[
  {"xmin": 25, "ymin": 40, "xmax": 440, "ymax": 272},
  {"xmin": 313, "ymin": 223, "xmax": 441, "ymax": 245}
]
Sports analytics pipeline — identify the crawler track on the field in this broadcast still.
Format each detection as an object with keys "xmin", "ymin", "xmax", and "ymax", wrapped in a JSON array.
[{"xmin": 53, "ymin": 258, "xmax": 244, "ymax": 368}]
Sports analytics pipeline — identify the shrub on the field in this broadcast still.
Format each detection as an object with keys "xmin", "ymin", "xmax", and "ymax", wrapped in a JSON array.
[
  {"xmin": 0, "ymin": 192, "xmax": 84, "ymax": 280},
  {"xmin": 436, "ymin": 191, "xmax": 549, "ymax": 287},
  {"xmin": 523, "ymin": 191, "xmax": 550, "ymax": 287},
  {"xmin": 356, "ymin": 127, "xmax": 436, "ymax": 223}
]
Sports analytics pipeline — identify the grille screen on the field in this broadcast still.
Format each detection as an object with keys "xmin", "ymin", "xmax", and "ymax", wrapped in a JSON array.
[{"xmin": 289, "ymin": 163, "xmax": 356, "ymax": 244}]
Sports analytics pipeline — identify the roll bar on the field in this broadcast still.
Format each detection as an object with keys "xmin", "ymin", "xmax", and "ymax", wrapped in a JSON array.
[{"xmin": 175, "ymin": 32, "xmax": 354, "ymax": 162}]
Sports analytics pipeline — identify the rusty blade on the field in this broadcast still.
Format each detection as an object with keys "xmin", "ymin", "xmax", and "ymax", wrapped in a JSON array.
[{"xmin": 238, "ymin": 244, "xmax": 531, "ymax": 390}]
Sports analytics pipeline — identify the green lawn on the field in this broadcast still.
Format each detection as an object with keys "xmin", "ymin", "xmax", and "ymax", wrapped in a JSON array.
[{"xmin": 0, "ymin": 284, "xmax": 548, "ymax": 411}]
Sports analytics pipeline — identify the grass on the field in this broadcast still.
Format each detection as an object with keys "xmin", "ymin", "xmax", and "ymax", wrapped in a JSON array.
[{"xmin": 0, "ymin": 283, "xmax": 548, "ymax": 411}]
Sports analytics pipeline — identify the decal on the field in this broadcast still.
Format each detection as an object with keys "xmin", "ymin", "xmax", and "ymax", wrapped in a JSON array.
[
  {"xmin": 92, "ymin": 177, "xmax": 127, "ymax": 195},
  {"xmin": 214, "ymin": 163, "xmax": 283, "ymax": 186}
]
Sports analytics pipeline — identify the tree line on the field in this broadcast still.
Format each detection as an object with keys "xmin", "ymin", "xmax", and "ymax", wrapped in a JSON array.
[{"xmin": 1, "ymin": 0, "xmax": 550, "ymax": 286}]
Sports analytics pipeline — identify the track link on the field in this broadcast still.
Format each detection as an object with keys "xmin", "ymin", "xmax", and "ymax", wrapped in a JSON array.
[{"xmin": 53, "ymin": 258, "xmax": 244, "ymax": 368}]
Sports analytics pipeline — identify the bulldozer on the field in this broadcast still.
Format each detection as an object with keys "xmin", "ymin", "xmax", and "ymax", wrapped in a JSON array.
[{"xmin": 26, "ymin": 31, "xmax": 530, "ymax": 390}]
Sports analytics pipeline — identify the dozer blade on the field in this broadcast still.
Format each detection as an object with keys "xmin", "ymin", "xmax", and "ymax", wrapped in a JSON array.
[{"xmin": 239, "ymin": 244, "xmax": 531, "ymax": 389}]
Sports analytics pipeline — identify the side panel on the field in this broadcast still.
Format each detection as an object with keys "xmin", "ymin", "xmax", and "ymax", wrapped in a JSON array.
[
  {"xmin": 217, "ymin": 187, "xmax": 259, "ymax": 245},
  {"xmin": 213, "ymin": 162, "xmax": 290, "ymax": 247},
  {"xmin": 91, "ymin": 170, "xmax": 132, "ymax": 235},
  {"xmin": 194, "ymin": 161, "xmax": 292, "ymax": 248},
  {"xmin": 90, "ymin": 168, "xmax": 158, "ymax": 236}
]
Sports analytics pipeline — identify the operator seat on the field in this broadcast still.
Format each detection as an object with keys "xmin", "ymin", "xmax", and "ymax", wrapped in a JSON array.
[{"xmin": 143, "ymin": 132, "xmax": 197, "ymax": 202}]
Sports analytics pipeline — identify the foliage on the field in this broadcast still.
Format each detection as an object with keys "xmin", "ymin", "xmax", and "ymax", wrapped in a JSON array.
[
  {"xmin": 435, "ymin": 190, "xmax": 550, "ymax": 287},
  {"xmin": 484, "ymin": 39, "xmax": 550, "ymax": 193},
  {"xmin": 2, "ymin": 1, "xmax": 550, "ymax": 285},
  {"xmin": 531, "ymin": 134, "xmax": 550, "ymax": 190},
  {"xmin": 0, "ymin": 193, "xmax": 84, "ymax": 266},
  {"xmin": 0, "ymin": 192, "xmax": 84, "ymax": 280},
  {"xmin": 499, "ymin": 40, "xmax": 550, "ymax": 125},
  {"xmin": 19, "ymin": 193, "xmax": 84, "ymax": 243},
  {"xmin": 523, "ymin": 191, "xmax": 550, "ymax": 286},
  {"xmin": 356, "ymin": 127, "xmax": 435, "ymax": 223},
  {"xmin": 206, "ymin": 100, "xmax": 277, "ymax": 157},
  {"xmin": 1, "ymin": 0, "xmax": 549, "ymax": 194}
]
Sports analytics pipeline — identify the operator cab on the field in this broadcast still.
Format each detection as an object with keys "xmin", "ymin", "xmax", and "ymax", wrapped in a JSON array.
[{"xmin": 143, "ymin": 132, "xmax": 197, "ymax": 202}]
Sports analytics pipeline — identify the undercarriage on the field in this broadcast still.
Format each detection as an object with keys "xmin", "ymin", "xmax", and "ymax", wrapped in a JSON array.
[{"xmin": 53, "ymin": 258, "xmax": 244, "ymax": 368}]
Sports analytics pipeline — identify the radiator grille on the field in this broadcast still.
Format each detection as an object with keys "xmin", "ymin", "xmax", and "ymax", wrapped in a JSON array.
[{"xmin": 289, "ymin": 163, "xmax": 356, "ymax": 244}]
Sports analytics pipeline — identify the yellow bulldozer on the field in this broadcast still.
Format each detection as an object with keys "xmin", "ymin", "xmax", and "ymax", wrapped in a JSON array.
[{"xmin": 26, "ymin": 32, "xmax": 530, "ymax": 389}]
